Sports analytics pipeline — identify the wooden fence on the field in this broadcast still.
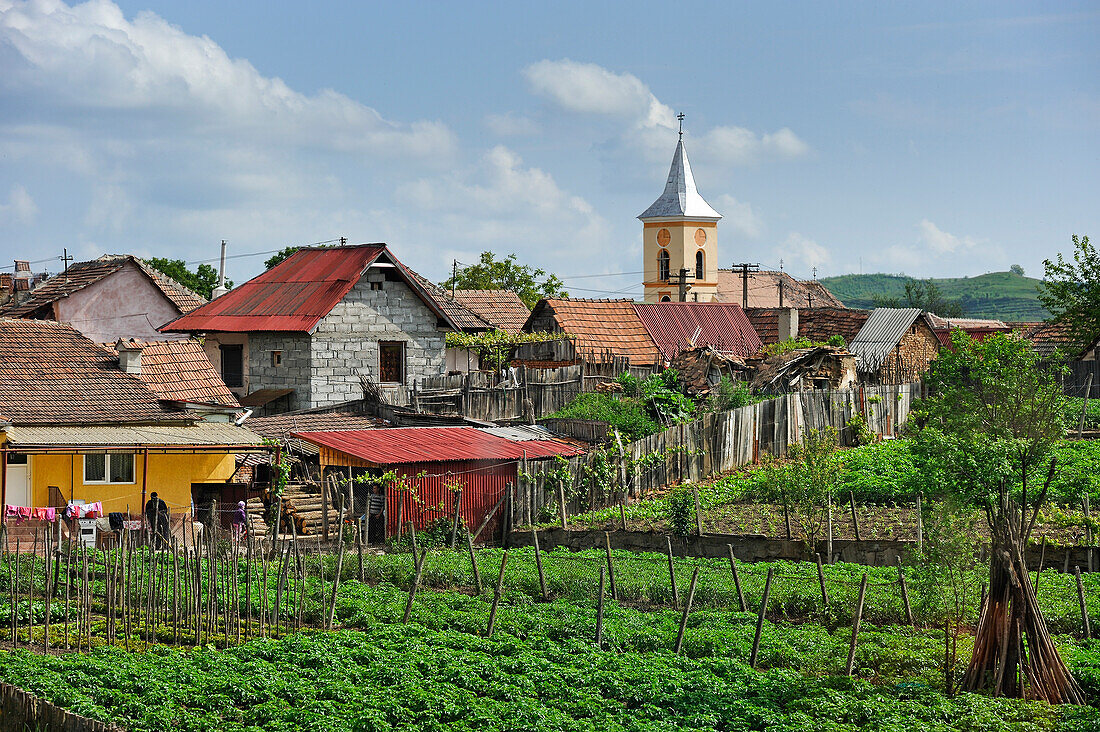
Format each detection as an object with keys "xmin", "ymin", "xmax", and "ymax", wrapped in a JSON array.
[
  {"xmin": 413, "ymin": 365, "xmax": 585, "ymax": 422},
  {"xmin": 1062, "ymin": 361, "xmax": 1100, "ymax": 398},
  {"xmin": 511, "ymin": 382, "xmax": 920, "ymax": 526},
  {"xmin": 0, "ymin": 681, "xmax": 123, "ymax": 731}
]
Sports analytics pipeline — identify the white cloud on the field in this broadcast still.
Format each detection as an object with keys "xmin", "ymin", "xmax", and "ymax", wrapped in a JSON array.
[
  {"xmin": 0, "ymin": 184, "xmax": 37, "ymax": 224},
  {"xmin": 917, "ymin": 219, "xmax": 980, "ymax": 254},
  {"xmin": 773, "ymin": 232, "xmax": 831, "ymax": 272},
  {"xmin": 715, "ymin": 194, "xmax": 763, "ymax": 239},
  {"xmin": 0, "ymin": 0, "xmax": 455, "ymax": 160},
  {"xmin": 523, "ymin": 59, "xmax": 808, "ymax": 168},
  {"xmin": 485, "ymin": 112, "xmax": 540, "ymax": 137}
]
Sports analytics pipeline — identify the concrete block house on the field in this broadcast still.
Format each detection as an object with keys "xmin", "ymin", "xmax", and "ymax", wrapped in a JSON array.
[
  {"xmin": 161, "ymin": 244, "xmax": 477, "ymax": 413},
  {"xmin": 847, "ymin": 308, "xmax": 941, "ymax": 384}
]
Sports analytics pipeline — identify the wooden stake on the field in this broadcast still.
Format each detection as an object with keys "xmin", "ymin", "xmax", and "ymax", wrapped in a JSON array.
[
  {"xmin": 827, "ymin": 498, "xmax": 834, "ymax": 564},
  {"xmin": 402, "ymin": 547, "xmax": 428, "ymax": 624},
  {"xmin": 896, "ymin": 557, "xmax": 914, "ymax": 627},
  {"xmin": 465, "ymin": 531, "xmax": 482, "ymax": 594},
  {"xmin": 532, "ymin": 529, "xmax": 548, "ymax": 601},
  {"xmin": 603, "ymin": 531, "xmax": 617, "ymax": 601},
  {"xmin": 916, "ymin": 494, "xmax": 924, "ymax": 555},
  {"xmin": 558, "ymin": 483, "xmax": 568, "ymax": 530},
  {"xmin": 845, "ymin": 573, "xmax": 869, "ymax": 676},
  {"xmin": 619, "ymin": 502, "xmax": 627, "ymax": 531},
  {"xmin": 849, "ymin": 492, "xmax": 861, "ymax": 542},
  {"xmin": 673, "ymin": 567, "xmax": 700, "ymax": 655},
  {"xmin": 485, "ymin": 549, "xmax": 509, "ymax": 637},
  {"xmin": 749, "ymin": 567, "xmax": 774, "ymax": 668},
  {"xmin": 595, "ymin": 565, "xmax": 605, "ymax": 648},
  {"xmin": 326, "ymin": 497, "xmax": 348, "ymax": 631},
  {"xmin": 1035, "ymin": 535, "xmax": 1047, "ymax": 593},
  {"xmin": 1076, "ymin": 566, "xmax": 1090, "ymax": 638},
  {"xmin": 450, "ymin": 487, "xmax": 463, "ymax": 550},
  {"xmin": 815, "ymin": 552, "xmax": 829, "ymax": 608},
  {"xmin": 1084, "ymin": 495, "xmax": 1093, "ymax": 573},
  {"xmin": 728, "ymin": 544, "xmax": 746, "ymax": 612},
  {"xmin": 782, "ymin": 489, "xmax": 792, "ymax": 541},
  {"xmin": 693, "ymin": 486, "xmax": 703, "ymax": 536},
  {"xmin": 666, "ymin": 536, "xmax": 679, "ymax": 608}
]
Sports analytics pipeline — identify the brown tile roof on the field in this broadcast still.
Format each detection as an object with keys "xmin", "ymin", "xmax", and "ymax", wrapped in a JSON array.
[
  {"xmin": 246, "ymin": 409, "xmax": 386, "ymax": 456},
  {"xmin": 526, "ymin": 299, "xmax": 662, "ymax": 366},
  {"xmin": 746, "ymin": 307, "xmax": 870, "ymax": 346},
  {"xmin": 452, "ymin": 290, "xmax": 530, "ymax": 334},
  {"xmin": 716, "ymin": 270, "xmax": 844, "ymax": 308},
  {"xmin": 403, "ymin": 270, "xmax": 492, "ymax": 332},
  {"xmin": 1022, "ymin": 319, "xmax": 1093, "ymax": 359},
  {"xmin": 0, "ymin": 319, "xmax": 188, "ymax": 425},
  {"xmin": 798, "ymin": 307, "xmax": 871, "ymax": 345},
  {"xmin": 0, "ymin": 255, "xmax": 206, "ymax": 318},
  {"xmin": 105, "ymin": 339, "xmax": 239, "ymax": 407}
]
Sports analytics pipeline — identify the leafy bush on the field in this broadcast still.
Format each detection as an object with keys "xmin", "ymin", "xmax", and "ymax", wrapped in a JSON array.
[
  {"xmin": 1064, "ymin": 396, "xmax": 1100, "ymax": 431},
  {"xmin": 708, "ymin": 375, "xmax": 758, "ymax": 412},
  {"xmin": 546, "ymin": 392, "xmax": 657, "ymax": 440},
  {"xmin": 762, "ymin": 337, "xmax": 832, "ymax": 356},
  {"xmin": 664, "ymin": 484, "xmax": 696, "ymax": 537}
]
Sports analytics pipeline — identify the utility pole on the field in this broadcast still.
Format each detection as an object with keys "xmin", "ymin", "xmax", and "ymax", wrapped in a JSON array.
[
  {"xmin": 452, "ymin": 259, "xmax": 457, "ymax": 297},
  {"xmin": 60, "ymin": 248, "xmax": 73, "ymax": 283},
  {"xmin": 669, "ymin": 267, "xmax": 693, "ymax": 302},
  {"xmin": 732, "ymin": 263, "xmax": 760, "ymax": 309}
]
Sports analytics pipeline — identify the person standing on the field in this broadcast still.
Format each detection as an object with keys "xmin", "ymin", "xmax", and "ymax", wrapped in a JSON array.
[
  {"xmin": 231, "ymin": 500, "xmax": 247, "ymax": 543},
  {"xmin": 144, "ymin": 491, "xmax": 170, "ymax": 549},
  {"xmin": 367, "ymin": 485, "xmax": 386, "ymax": 545}
]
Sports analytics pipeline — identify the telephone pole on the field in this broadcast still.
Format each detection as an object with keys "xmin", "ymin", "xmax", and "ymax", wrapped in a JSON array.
[
  {"xmin": 731, "ymin": 263, "xmax": 760, "ymax": 309},
  {"xmin": 669, "ymin": 267, "xmax": 693, "ymax": 302}
]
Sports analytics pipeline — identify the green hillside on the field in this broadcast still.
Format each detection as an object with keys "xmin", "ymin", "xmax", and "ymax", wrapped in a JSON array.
[{"xmin": 820, "ymin": 270, "xmax": 1050, "ymax": 321}]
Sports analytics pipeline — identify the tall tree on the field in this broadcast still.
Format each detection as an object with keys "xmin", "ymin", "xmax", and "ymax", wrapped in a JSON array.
[
  {"xmin": 915, "ymin": 331, "xmax": 1080, "ymax": 702},
  {"xmin": 439, "ymin": 252, "xmax": 567, "ymax": 309},
  {"xmin": 1039, "ymin": 234, "xmax": 1099, "ymax": 351},
  {"xmin": 146, "ymin": 258, "xmax": 230, "ymax": 300}
]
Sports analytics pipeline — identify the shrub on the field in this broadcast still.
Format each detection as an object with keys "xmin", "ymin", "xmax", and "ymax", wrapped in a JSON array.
[
  {"xmin": 708, "ymin": 376, "xmax": 757, "ymax": 412},
  {"xmin": 547, "ymin": 393, "xmax": 658, "ymax": 440},
  {"xmin": 665, "ymin": 484, "xmax": 696, "ymax": 537}
]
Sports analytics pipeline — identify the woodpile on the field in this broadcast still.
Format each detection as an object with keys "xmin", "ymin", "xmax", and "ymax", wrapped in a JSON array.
[
  {"xmin": 245, "ymin": 498, "xmax": 269, "ymax": 537},
  {"xmin": 278, "ymin": 484, "xmax": 326, "ymax": 536}
]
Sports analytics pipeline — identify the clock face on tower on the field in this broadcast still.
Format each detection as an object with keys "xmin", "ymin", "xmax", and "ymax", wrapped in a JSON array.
[
  {"xmin": 695, "ymin": 228, "xmax": 707, "ymax": 246},
  {"xmin": 657, "ymin": 228, "xmax": 670, "ymax": 246}
]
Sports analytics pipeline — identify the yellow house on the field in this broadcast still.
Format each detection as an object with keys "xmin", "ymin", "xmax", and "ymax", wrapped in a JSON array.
[{"xmin": 0, "ymin": 319, "xmax": 266, "ymax": 519}]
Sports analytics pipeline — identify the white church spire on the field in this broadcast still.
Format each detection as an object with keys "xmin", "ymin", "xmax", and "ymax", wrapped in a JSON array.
[{"xmin": 638, "ymin": 137, "xmax": 721, "ymax": 221}]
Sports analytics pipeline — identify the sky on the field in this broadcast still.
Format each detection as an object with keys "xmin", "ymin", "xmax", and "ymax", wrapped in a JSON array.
[{"xmin": 0, "ymin": 0, "xmax": 1097, "ymax": 298}]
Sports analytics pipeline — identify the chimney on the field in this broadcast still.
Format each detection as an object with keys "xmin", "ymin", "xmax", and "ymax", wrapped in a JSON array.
[
  {"xmin": 13, "ymin": 260, "xmax": 31, "ymax": 290},
  {"xmin": 210, "ymin": 239, "xmax": 229, "ymax": 299},
  {"xmin": 777, "ymin": 308, "xmax": 799, "ymax": 342},
  {"xmin": 115, "ymin": 339, "xmax": 143, "ymax": 374}
]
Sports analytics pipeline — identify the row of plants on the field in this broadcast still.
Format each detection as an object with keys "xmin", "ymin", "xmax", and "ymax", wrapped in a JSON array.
[{"xmin": 2, "ymin": 582, "xmax": 1099, "ymax": 730}]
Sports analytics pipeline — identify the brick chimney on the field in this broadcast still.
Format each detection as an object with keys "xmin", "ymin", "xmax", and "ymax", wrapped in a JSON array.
[
  {"xmin": 115, "ymin": 339, "xmax": 143, "ymax": 374},
  {"xmin": 777, "ymin": 308, "xmax": 799, "ymax": 342}
]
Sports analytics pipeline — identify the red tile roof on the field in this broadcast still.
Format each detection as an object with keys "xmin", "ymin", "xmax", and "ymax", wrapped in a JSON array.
[
  {"xmin": 716, "ymin": 270, "xmax": 844, "ymax": 308},
  {"xmin": 746, "ymin": 307, "xmax": 870, "ymax": 346},
  {"xmin": 162, "ymin": 244, "xmax": 464, "ymax": 334},
  {"xmin": 525, "ymin": 299, "xmax": 662, "ymax": 366},
  {"xmin": 293, "ymin": 427, "xmax": 583, "ymax": 465},
  {"xmin": 106, "ymin": 339, "xmax": 239, "ymax": 406},
  {"xmin": 1022, "ymin": 319, "xmax": 1089, "ymax": 359},
  {"xmin": 0, "ymin": 255, "xmax": 205, "ymax": 318},
  {"xmin": 0, "ymin": 319, "xmax": 188, "ymax": 424},
  {"xmin": 404, "ymin": 271, "xmax": 491, "ymax": 332},
  {"xmin": 632, "ymin": 302, "xmax": 762, "ymax": 359},
  {"xmin": 453, "ymin": 290, "xmax": 530, "ymax": 334}
]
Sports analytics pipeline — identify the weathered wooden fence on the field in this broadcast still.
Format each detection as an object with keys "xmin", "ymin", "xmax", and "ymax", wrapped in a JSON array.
[
  {"xmin": 1062, "ymin": 361, "xmax": 1100, "ymax": 398},
  {"xmin": 512, "ymin": 382, "xmax": 920, "ymax": 525},
  {"xmin": 0, "ymin": 681, "xmax": 123, "ymax": 731},
  {"xmin": 413, "ymin": 365, "xmax": 584, "ymax": 422}
]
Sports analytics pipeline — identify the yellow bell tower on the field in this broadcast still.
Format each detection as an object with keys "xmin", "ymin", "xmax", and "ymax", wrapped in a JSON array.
[{"xmin": 640, "ymin": 119, "xmax": 721, "ymax": 303}]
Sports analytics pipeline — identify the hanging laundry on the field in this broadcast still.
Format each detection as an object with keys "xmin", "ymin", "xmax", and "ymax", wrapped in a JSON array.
[
  {"xmin": 65, "ymin": 502, "xmax": 103, "ymax": 519},
  {"xmin": 4, "ymin": 505, "xmax": 32, "ymax": 524},
  {"xmin": 30, "ymin": 506, "xmax": 57, "ymax": 522}
]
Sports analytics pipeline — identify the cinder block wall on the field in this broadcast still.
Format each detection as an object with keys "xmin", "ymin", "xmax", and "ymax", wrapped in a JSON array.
[
  {"xmin": 247, "ymin": 332, "xmax": 312, "ymax": 411},
  {"xmin": 310, "ymin": 271, "xmax": 446, "ymax": 407}
]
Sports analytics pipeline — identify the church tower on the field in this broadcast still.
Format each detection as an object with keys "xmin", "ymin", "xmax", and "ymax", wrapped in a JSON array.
[{"xmin": 639, "ymin": 124, "xmax": 721, "ymax": 303}]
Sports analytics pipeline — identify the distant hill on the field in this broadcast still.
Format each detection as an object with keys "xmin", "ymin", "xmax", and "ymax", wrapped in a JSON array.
[{"xmin": 819, "ymin": 271, "xmax": 1050, "ymax": 322}]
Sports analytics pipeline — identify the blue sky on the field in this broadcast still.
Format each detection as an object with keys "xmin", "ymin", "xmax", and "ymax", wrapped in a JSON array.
[{"xmin": 0, "ymin": 0, "xmax": 1096, "ymax": 297}]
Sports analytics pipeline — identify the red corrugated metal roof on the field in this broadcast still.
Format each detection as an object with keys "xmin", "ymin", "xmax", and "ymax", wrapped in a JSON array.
[
  {"xmin": 292, "ymin": 427, "xmax": 584, "ymax": 464},
  {"xmin": 161, "ymin": 245, "xmax": 385, "ymax": 332},
  {"xmin": 632, "ymin": 302, "xmax": 763, "ymax": 359}
]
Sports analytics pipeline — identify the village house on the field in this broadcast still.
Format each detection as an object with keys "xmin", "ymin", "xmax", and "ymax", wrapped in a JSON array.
[
  {"xmin": 0, "ymin": 255, "xmax": 206, "ymax": 343},
  {"xmin": 451, "ymin": 290, "xmax": 530, "ymax": 334},
  {"xmin": 746, "ymin": 306, "xmax": 870, "ymax": 347},
  {"xmin": 847, "ymin": 308, "xmax": 941, "ymax": 384},
  {"xmin": 161, "ymin": 244, "xmax": 486, "ymax": 413},
  {"xmin": 0, "ymin": 319, "xmax": 264, "ymax": 544}
]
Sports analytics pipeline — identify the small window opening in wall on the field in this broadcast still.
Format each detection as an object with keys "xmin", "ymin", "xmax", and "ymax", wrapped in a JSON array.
[
  {"xmin": 271, "ymin": 350, "xmax": 282, "ymax": 367},
  {"xmin": 370, "ymin": 281, "xmax": 383, "ymax": 291},
  {"xmin": 379, "ymin": 341, "xmax": 406, "ymax": 384}
]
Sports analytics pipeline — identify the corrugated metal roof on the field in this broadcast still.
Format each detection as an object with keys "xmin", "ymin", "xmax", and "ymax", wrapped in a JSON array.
[
  {"xmin": 848, "ymin": 308, "xmax": 924, "ymax": 373},
  {"xmin": 633, "ymin": 302, "xmax": 763, "ymax": 359},
  {"xmin": 480, "ymin": 425, "xmax": 557, "ymax": 441},
  {"xmin": 1, "ymin": 422, "xmax": 265, "ymax": 446},
  {"xmin": 638, "ymin": 140, "xmax": 722, "ymax": 220},
  {"xmin": 292, "ymin": 427, "xmax": 583, "ymax": 465}
]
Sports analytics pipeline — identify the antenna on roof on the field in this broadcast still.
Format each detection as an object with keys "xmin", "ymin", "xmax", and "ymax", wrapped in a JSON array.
[{"xmin": 677, "ymin": 112, "xmax": 685, "ymax": 140}]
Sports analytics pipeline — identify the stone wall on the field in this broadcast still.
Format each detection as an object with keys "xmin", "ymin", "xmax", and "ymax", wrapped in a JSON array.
[
  {"xmin": 509, "ymin": 528, "xmax": 1100, "ymax": 572},
  {"xmin": 247, "ymin": 332, "xmax": 312, "ymax": 411},
  {"xmin": 311, "ymin": 271, "xmax": 446, "ymax": 408}
]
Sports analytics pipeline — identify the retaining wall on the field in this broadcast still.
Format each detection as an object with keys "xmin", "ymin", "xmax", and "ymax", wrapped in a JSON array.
[{"xmin": 0, "ymin": 681, "xmax": 123, "ymax": 731}]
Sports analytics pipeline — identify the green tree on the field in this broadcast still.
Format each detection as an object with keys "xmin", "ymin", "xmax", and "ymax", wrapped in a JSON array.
[
  {"xmin": 146, "ymin": 258, "xmax": 230, "ymax": 300},
  {"xmin": 915, "ymin": 330, "xmax": 1079, "ymax": 702},
  {"xmin": 1039, "ymin": 234, "xmax": 1099, "ymax": 352},
  {"xmin": 1009, "ymin": 264, "xmax": 1025, "ymax": 276},
  {"xmin": 439, "ymin": 252, "xmax": 567, "ymax": 308},
  {"xmin": 872, "ymin": 278, "xmax": 963, "ymax": 317}
]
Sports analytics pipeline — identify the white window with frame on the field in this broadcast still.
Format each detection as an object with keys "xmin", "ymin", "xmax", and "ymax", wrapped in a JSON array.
[{"xmin": 84, "ymin": 452, "xmax": 135, "ymax": 484}]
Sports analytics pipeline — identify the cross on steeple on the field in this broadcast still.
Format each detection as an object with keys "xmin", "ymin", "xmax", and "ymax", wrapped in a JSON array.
[{"xmin": 677, "ymin": 112, "xmax": 685, "ymax": 140}]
